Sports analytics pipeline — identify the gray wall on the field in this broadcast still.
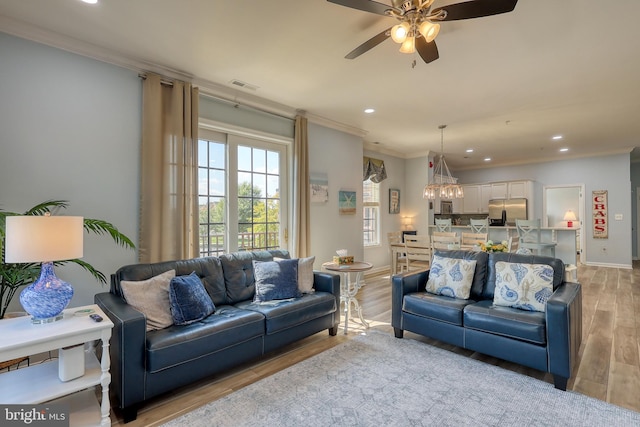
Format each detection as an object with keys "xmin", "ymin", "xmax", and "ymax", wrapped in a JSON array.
[
  {"xmin": 0, "ymin": 33, "xmax": 141, "ymax": 311},
  {"xmin": 308, "ymin": 123, "xmax": 363, "ymax": 268},
  {"xmin": 455, "ymin": 154, "xmax": 633, "ymax": 268}
]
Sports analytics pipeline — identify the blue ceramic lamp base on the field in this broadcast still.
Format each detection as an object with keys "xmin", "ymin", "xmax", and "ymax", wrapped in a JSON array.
[{"xmin": 20, "ymin": 262, "xmax": 74, "ymax": 324}]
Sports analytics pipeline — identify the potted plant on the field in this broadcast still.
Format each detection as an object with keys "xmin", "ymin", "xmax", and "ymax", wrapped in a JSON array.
[{"xmin": 0, "ymin": 200, "xmax": 135, "ymax": 319}]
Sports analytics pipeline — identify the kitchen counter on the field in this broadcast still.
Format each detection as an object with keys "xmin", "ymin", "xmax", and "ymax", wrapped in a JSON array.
[{"xmin": 428, "ymin": 225, "xmax": 579, "ymax": 266}]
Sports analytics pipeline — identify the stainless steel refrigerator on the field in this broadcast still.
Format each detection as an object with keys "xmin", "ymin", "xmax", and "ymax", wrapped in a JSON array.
[{"xmin": 488, "ymin": 198, "xmax": 527, "ymax": 226}]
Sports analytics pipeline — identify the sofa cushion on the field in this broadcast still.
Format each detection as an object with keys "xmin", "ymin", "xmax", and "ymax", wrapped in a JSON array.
[
  {"xmin": 169, "ymin": 272, "xmax": 216, "ymax": 325},
  {"xmin": 297, "ymin": 256, "xmax": 316, "ymax": 293},
  {"xmin": 483, "ymin": 252, "xmax": 564, "ymax": 301},
  {"xmin": 403, "ymin": 292, "xmax": 475, "ymax": 326},
  {"xmin": 120, "ymin": 269, "xmax": 175, "ymax": 331},
  {"xmin": 146, "ymin": 305, "xmax": 265, "ymax": 373},
  {"xmin": 426, "ymin": 255, "xmax": 477, "ymax": 299},
  {"xmin": 219, "ymin": 250, "xmax": 290, "ymax": 304},
  {"xmin": 236, "ymin": 292, "xmax": 336, "ymax": 334},
  {"xmin": 432, "ymin": 249, "xmax": 489, "ymax": 300},
  {"xmin": 463, "ymin": 300, "xmax": 546, "ymax": 345},
  {"xmin": 493, "ymin": 262, "xmax": 554, "ymax": 312},
  {"xmin": 253, "ymin": 259, "xmax": 301, "ymax": 302}
]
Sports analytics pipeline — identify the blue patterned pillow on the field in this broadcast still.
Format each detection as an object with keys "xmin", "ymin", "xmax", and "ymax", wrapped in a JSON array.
[
  {"xmin": 169, "ymin": 272, "xmax": 216, "ymax": 325},
  {"xmin": 426, "ymin": 255, "xmax": 477, "ymax": 299},
  {"xmin": 253, "ymin": 259, "xmax": 301, "ymax": 302},
  {"xmin": 493, "ymin": 261, "xmax": 554, "ymax": 312}
]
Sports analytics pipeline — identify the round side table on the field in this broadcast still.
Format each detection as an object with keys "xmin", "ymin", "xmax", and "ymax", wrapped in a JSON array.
[{"xmin": 322, "ymin": 261, "xmax": 372, "ymax": 334}]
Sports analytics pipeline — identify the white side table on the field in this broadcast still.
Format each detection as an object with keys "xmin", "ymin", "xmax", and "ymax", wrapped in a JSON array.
[
  {"xmin": 0, "ymin": 304, "xmax": 113, "ymax": 427},
  {"xmin": 322, "ymin": 261, "xmax": 373, "ymax": 334}
]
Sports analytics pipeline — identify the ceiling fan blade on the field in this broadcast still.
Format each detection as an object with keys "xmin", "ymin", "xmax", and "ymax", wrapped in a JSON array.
[
  {"xmin": 434, "ymin": 0, "xmax": 518, "ymax": 21},
  {"xmin": 327, "ymin": 0, "xmax": 394, "ymax": 16},
  {"xmin": 416, "ymin": 36, "xmax": 439, "ymax": 64},
  {"xmin": 345, "ymin": 28, "xmax": 391, "ymax": 59}
]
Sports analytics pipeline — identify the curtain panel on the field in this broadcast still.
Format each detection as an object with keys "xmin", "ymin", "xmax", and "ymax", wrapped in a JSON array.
[
  {"xmin": 292, "ymin": 115, "xmax": 310, "ymax": 258},
  {"xmin": 139, "ymin": 73, "xmax": 199, "ymax": 263}
]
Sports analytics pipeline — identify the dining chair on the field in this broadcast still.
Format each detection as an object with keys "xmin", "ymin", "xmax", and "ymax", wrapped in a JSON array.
[
  {"xmin": 435, "ymin": 218, "xmax": 452, "ymax": 232},
  {"xmin": 387, "ymin": 231, "xmax": 405, "ymax": 274},
  {"xmin": 460, "ymin": 232, "xmax": 488, "ymax": 250},
  {"xmin": 515, "ymin": 219, "xmax": 556, "ymax": 257},
  {"xmin": 469, "ymin": 218, "xmax": 489, "ymax": 233},
  {"xmin": 402, "ymin": 235, "xmax": 431, "ymax": 273},
  {"xmin": 430, "ymin": 233, "xmax": 461, "ymax": 261}
]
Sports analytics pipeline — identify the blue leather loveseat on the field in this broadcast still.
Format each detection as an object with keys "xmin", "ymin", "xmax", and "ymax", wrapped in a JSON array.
[
  {"xmin": 95, "ymin": 250, "xmax": 339, "ymax": 422},
  {"xmin": 392, "ymin": 250, "xmax": 582, "ymax": 390}
]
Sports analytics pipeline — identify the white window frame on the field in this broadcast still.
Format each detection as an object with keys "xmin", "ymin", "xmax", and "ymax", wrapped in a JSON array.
[
  {"xmin": 199, "ymin": 120, "xmax": 290, "ymax": 254},
  {"xmin": 363, "ymin": 178, "xmax": 380, "ymax": 247}
]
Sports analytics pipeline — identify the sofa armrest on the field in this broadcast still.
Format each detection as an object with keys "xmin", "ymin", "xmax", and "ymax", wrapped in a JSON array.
[
  {"xmin": 391, "ymin": 270, "xmax": 429, "ymax": 331},
  {"xmin": 313, "ymin": 271, "xmax": 340, "ymax": 297},
  {"xmin": 94, "ymin": 292, "xmax": 147, "ymax": 411},
  {"xmin": 546, "ymin": 281, "xmax": 583, "ymax": 384}
]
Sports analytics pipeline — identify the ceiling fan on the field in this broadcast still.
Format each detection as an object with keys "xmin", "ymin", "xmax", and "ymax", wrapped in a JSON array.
[{"xmin": 328, "ymin": 0, "xmax": 518, "ymax": 64}]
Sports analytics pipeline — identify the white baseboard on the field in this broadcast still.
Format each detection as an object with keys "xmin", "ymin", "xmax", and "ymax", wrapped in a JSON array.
[{"xmin": 583, "ymin": 261, "xmax": 632, "ymax": 269}]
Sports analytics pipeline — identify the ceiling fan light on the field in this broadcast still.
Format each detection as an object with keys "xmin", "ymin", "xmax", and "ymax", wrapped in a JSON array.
[
  {"xmin": 419, "ymin": 21, "xmax": 440, "ymax": 43},
  {"xmin": 399, "ymin": 36, "xmax": 416, "ymax": 54},
  {"xmin": 391, "ymin": 22, "xmax": 410, "ymax": 43}
]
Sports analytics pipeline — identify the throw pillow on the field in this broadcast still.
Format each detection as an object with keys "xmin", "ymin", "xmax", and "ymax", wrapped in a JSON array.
[
  {"xmin": 297, "ymin": 256, "xmax": 316, "ymax": 293},
  {"xmin": 493, "ymin": 261, "xmax": 554, "ymax": 312},
  {"xmin": 425, "ymin": 255, "xmax": 477, "ymax": 299},
  {"xmin": 120, "ymin": 269, "xmax": 176, "ymax": 331},
  {"xmin": 169, "ymin": 272, "xmax": 216, "ymax": 325},
  {"xmin": 253, "ymin": 259, "xmax": 301, "ymax": 302}
]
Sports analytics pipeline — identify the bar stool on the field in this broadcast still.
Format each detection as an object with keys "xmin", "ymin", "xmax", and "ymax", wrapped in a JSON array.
[
  {"xmin": 435, "ymin": 218, "xmax": 452, "ymax": 232},
  {"xmin": 515, "ymin": 219, "xmax": 557, "ymax": 257},
  {"xmin": 470, "ymin": 218, "xmax": 489, "ymax": 233}
]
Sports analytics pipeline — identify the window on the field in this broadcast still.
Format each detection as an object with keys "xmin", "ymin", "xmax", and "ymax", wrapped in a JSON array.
[
  {"xmin": 198, "ymin": 137, "xmax": 227, "ymax": 257},
  {"xmin": 198, "ymin": 129, "xmax": 288, "ymax": 256},
  {"xmin": 363, "ymin": 179, "xmax": 380, "ymax": 246}
]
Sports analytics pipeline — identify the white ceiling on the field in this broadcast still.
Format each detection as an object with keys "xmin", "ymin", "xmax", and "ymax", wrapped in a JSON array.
[{"xmin": 1, "ymin": 0, "xmax": 639, "ymax": 169}]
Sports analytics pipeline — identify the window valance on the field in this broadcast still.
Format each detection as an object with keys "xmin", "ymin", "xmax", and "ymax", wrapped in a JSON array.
[{"xmin": 363, "ymin": 156, "xmax": 387, "ymax": 183}]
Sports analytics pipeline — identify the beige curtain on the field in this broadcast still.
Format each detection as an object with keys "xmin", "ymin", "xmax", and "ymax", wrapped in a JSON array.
[
  {"xmin": 292, "ymin": 115, "xmax": 310, "ymax": 257},
  {"xmin": 139, "ymin": 73, "xmax": 199, "ymax": 263}
]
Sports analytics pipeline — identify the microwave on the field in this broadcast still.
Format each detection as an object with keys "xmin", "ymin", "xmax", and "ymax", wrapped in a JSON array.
[{"xmin": 440, "ymin": 200, "xmax": 453, "ymax": 214}]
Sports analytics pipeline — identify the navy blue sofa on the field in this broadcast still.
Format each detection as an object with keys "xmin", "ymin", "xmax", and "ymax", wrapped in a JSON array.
[
  {"xmin": 392, "ymin": 250, "xmax": 582, "ymax": 390},
  {"xmin": 95, "ymin": 250, "xmax": 339, "ymax": 422}
]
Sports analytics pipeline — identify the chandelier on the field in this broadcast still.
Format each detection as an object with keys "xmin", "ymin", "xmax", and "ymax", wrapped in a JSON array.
[
  {"xmin": 388, "ymin": 0, "xmax": 444, "ymax": 54},
  {"xmin": 423, "ymin": 125, "xmax": 464, "ymax": 200}
]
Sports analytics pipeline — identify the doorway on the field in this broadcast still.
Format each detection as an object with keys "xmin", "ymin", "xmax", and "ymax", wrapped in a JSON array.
[{"xmin": 543, "ymin": 184, "xmax": 585, "ymax": 263}]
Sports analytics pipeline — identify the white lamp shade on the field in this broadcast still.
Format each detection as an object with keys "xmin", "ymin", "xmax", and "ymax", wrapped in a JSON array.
[
  {"xmin": 391, "ymin": 22, "xmax": 409, "ymax": 43},
  {"xmin": 563, "ymin": 210, "xmax": 577, "ymax": 221},
  {"xmin": 5, "ymin": 216, "xmax": 84, "ymax": 263}
]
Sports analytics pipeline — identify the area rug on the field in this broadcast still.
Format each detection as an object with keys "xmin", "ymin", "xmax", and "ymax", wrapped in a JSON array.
[{"xmin": 162, "ymin": 330, "xmax": 640, "ymax": 427}]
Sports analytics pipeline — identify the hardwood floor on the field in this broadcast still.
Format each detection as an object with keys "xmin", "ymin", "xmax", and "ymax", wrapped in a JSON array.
[{"xmin": 112, "ymin": 263, "xmax": 640, "ymax": 426}]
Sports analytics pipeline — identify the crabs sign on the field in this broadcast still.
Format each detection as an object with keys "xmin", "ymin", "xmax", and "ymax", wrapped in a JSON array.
[{"xmin": 592, "ymin": 190, "xmax": 608, "ymax": 239}]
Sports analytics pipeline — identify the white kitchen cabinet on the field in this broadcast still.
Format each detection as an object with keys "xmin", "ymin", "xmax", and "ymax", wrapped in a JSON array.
[
  {"xmin": 508, "ymin": 181, "xmax": 529, "ymax": 198},
  {"xmin": 452, "ymin": 197, "xmax": 463, "ymax": 214},
  {"xmin": 463, "ymin": 184, "xmax": 492, "ymax": 213},
  {"xmin": 490, "ymin": 182, "xmax": 508, "ymax": 199}
]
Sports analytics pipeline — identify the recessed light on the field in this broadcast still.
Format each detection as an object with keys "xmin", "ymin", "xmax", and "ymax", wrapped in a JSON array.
[
  {"xmin": 484, "ymin": 157, "xmax": 491, "ymax": 161},
  {"xmin": 466, "ymin": 149, "xmax": 474, "ymax": 153},
  {"xmin": 364, "ymin": 108, "xmax": 375, "ymax": 114},
  {"xmin": 560, "ymin": 148, "xmax": 569, "ymax": 152},
  {"xmin": 552, "ymin": 135, "xmax": 563, "ymax": 140},
  {"xmin": 81, "ymin": 0, "xmax": 98, "ymax": 3}
]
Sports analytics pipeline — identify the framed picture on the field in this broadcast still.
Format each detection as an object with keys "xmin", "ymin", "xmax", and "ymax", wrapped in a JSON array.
[
  {"xmin": 310, "ymin": 175, "xmax": 329, "ymax": 203},
  {"xmin": 389, "ymin": 189, "xmax": 400, "ymax": 214},
  {"xmin": 339, "ymin": 190, "xmax": 356, "ymax": 215}
]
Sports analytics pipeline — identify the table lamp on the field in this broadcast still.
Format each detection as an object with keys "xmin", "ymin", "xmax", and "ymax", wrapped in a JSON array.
[
  {"xmin": 402, "ymin": 216, "xmax": 413, "ymax": 230},
  {"xmin": 4, "ymin": 214, "xmax": 84, "ymax": 323},
  {"xmin": 563, "ymin": 210, "xmax": 577, "ymax": 228}
]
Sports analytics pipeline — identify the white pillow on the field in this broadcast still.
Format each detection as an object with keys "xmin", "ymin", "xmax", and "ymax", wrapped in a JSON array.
[
  {"xmin": 297, "ymin": 256, "xmax": 316, "ymax": 293},
  {"xmin": 121, "ymin": 269, "xmax": 176, "ymax": 331},
  {"xmin": 493, "ymin": 262, "xmax": 554, "ymax": 312},
  {"xmin": 426, "ymin": 255, "xmax": 477, "ymax": 299}
]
